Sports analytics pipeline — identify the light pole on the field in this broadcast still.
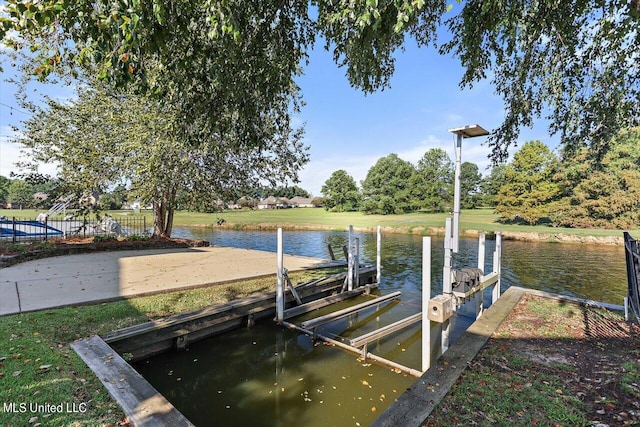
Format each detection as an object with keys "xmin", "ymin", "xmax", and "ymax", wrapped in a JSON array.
[
  {"xmin": 440, "ymin": 124, "xmax": 489, "ymax": 352},
  {"xmin": 447, "ymin": 124, "xmax": 489, "ymax": 254}
]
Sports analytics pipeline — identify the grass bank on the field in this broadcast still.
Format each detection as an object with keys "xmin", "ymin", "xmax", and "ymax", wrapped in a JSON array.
[
  {"xmin": 0, "ymin": 269, "xmax": 336, "ymax": 426},
  {"xmin": 3, "ymin": 208, "xmax": 637, "ymax": 244},
  {"xmin": 426, "ymin": 295, "xmax": 640, "ymax": 426}
]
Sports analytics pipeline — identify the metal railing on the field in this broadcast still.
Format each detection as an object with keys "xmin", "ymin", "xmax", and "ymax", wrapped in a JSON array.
[
  {"xmin": 0, "ymin": 216, "xmax": 149, "ymax": 243},
  {"xmin": 624, "ymin": 232, "xmax": 640, "ymax": 323}
]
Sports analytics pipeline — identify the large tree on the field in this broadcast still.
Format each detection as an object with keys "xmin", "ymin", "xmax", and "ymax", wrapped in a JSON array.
[
  {"xmin": 7, "ymin": 179, "xmax": 33, "ymax": 210},
  {"xmin": 14, "ymin": 84, "xmax": 307, "ymax": 236},
  {"xmin": 460, "ymin": 161, "xmax": 483, "ymax": 209},
  {"xmin": 495, "ymin": 141, "xmax": 561, "ymax": 225},
  {"xmin": 550, "ymin": 128, "xmax": 640, "ymax": 229},
  {"xmin": 1, "ymin": 2, "xmax": 311, "ymax": 149},
  {"xmin": 361, "ymin": 154, "xmax": 415, "ymax": 215},
  {"xmin": 410, "ymin": 148, "xmax": 453, "ymax": 212},
  {"xmin": 321, "ymin": 170, "xmax": 361, "ymax": 212}
]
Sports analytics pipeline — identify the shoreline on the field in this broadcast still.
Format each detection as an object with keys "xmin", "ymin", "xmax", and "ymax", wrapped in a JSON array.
[{"xmin": 190, "ymin": 221, "xmax": 626, "ymax": 246}]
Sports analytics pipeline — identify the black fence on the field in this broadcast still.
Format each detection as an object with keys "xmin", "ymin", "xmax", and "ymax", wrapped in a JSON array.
[
  {"xmin": 0, "ymin": 216, "xmax": 149, "ymax": 243},
  {"xmin": 624, "ymin": 232, "xmax": 640, "ymax": 323}
]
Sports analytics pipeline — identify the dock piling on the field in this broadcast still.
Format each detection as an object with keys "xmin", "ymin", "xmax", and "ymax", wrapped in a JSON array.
[
  {"xmin": 377, "ymin": 226, "xmax": 382, "ymax": 284},
  {"xmin": 422, "ymin": 236, "xmax": 432, "ymax": 372},
  {"xmin": 276, "ymin": 228, "xmax": 284, "ymax": 323}
]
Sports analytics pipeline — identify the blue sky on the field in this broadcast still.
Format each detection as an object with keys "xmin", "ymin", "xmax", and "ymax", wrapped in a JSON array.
[{"xmin": 0, "ymin": 16, "xmax": 558, "ymax": 197}]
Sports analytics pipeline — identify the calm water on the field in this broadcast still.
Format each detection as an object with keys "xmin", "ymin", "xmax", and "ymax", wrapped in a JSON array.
[{"xmin": 135, "ymin": 228, "xmax": 627, "ymax": 426}]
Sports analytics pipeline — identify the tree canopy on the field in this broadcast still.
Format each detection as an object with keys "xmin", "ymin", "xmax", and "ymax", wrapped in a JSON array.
[
  {"xmin": 495, "ymin": 141, "xmax": 560, "ymax": 225},
  {"xmin": 361, "ymin": 154, "xmax": 415, "ymax": 215},
  {"xmin": 550, "ymin": 128, "xmax": 640, "ymax": 229},
  {"xmin": 460, "ymin": 161, "xmax": 482, "ymax": 209},
  {"xmin": 410, "ymin": 148, "xmax": 453, "ymax": 212},
  {"xmin": 321, "ymin": 169, "xmax": 361, "ymax": 212},
  {"xmin": 3, "ymin": 1, "xmax": 637, "ymax": 162},
  {"xmin": 1, "ymin": 1, "xmax": 310, "ymax": 155},
  {"xmin": 493, "ymin": 132, "xmax": 640, "ymax": 229},
  {"xmin": 13, "ymin": 83, "xmax": 307, "ymax": 236}
]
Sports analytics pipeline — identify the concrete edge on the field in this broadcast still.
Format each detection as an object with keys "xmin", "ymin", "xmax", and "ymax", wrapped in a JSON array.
[
  {"xmin": 71, "ymin": 336, "xmax": 194, "ymax": 427},
  {"xmin": 1, "ymin": 261, "xmax": 343, "ymax": 317},
  {"xmin": 372, "ymin": 286, "xmax": 626, "ymax": 426}
]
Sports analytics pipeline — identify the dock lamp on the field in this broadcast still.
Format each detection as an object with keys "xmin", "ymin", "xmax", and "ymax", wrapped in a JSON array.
[{"xmin": 447, "ymin": 124, "xmax": 490, "ymax": 254}]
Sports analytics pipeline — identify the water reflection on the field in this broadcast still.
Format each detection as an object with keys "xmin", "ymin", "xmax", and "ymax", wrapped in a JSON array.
[{"xmin": 135, "ymin": 322, "xmax": 416, "ymax": 427}]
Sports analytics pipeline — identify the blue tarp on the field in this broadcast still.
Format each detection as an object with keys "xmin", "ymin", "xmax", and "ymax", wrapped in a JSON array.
[{"xmin": 0, "ymin": 220, "xmax": 64, "ymax": 238}]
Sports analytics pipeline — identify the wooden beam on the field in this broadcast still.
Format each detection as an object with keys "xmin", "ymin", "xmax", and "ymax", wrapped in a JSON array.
[
  {"xmin": 301, "ymin": 291, "xmax": 401, "ymax": 330},
  {"xmin": 350, "ymin": 313, "xmax": 422, "ymax": 348},
  {"xmin": 71, "ymin": 336, "xmax": 194, "ymax": 427},
  {"xmin": 283, "ymin": 287, "xmax": 369, "ymax": 320}
]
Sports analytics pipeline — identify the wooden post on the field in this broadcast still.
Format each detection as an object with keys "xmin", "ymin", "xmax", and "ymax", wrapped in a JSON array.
[
  {"xmin": 327, "ymin": 244, "xmax": 336, "ymax": 261},
  {"xmin": 376, "ymin": 225, "xmax": 382, "ymax": 284},
  {"xmin": 492, "ymin": 232, "xmax": 502, "ymax": 303},
  {"xmin": 348, "ymin": 225, "xmax": 354, "ymax": 291},
  {"xmin": 422, "ymin": 236, "xmax": 432, "ymax": 372},
  {"xmin": 276, "ymin": 228, "xmax": 284, "ymax": 323}
]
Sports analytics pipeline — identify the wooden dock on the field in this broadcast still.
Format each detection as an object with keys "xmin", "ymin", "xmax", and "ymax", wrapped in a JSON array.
[
  {"xmin": 71, "ymin": 336, "xmax": 194, "ymax": 426},
  {"xmin": 104, "ymin": 268, "xmax": 376, "ymax": 362}
]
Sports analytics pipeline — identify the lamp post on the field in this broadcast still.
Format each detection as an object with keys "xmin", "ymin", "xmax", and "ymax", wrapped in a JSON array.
[
  {"xmin": 439, "ymin": 124, "xmax": 489, "ymax": 352},
  {"xmin": 447, "ymin": 124, "xmax": 490, "ymax": 254}
]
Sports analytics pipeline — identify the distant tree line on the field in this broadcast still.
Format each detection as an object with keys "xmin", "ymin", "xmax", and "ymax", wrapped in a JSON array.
[
  {"xmin": 321, "ymin": 128, "xmax": 640, "ymax": 229},
  {"xmin": 0, "ymin": 175, "xmax": 314, "ymax": 214},
  {"xmin": 321, "ymin": 148, "xmax": 484, "ymax": 215}
]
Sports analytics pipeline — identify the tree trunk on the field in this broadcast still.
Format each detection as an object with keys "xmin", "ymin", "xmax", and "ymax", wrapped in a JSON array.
[
  {"xmin": 163, "ymin": 186, "xmax": 177, "ymax": 237},
  {"xmin": 152, "ymin": 186, "xmax": 177, "ymax": 238},
  {"xmin": 152, "ymin": 200, "xmax": 166, "ymax": 237}
]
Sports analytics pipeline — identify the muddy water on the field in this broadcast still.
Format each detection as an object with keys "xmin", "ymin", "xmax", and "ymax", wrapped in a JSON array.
[{"xmin": 135, "ymin": 229, "xmax": 627, "ymax": 426}]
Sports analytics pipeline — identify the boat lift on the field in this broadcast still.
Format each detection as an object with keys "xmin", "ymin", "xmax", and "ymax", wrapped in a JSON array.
[{"xmin": 274, "ymin": 124, "xmax": 502, "ymax": 376}]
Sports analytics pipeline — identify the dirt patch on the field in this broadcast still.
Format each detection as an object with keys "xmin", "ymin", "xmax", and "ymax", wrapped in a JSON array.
[{"xmin": 426, "ymin": 295, "xmax": 640, "ymax": 426}]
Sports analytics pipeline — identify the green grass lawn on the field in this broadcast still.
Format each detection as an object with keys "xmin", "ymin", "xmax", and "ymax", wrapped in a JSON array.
[{"xmin": 2, "ymin": 208, "xmax": 637, "ymax": 239}]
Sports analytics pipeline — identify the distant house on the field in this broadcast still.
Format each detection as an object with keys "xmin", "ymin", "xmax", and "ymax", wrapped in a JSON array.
[
  {"xmin": 125, "ymin": 200, "xmax": 153, "ymax": 211},
  {"xmin": 258, "ymin": 196, "xmax": 290, "ymax": 209},
  {"xmin": 289, "ymin": 196, "xmax": 315, "ymax": 208}
]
